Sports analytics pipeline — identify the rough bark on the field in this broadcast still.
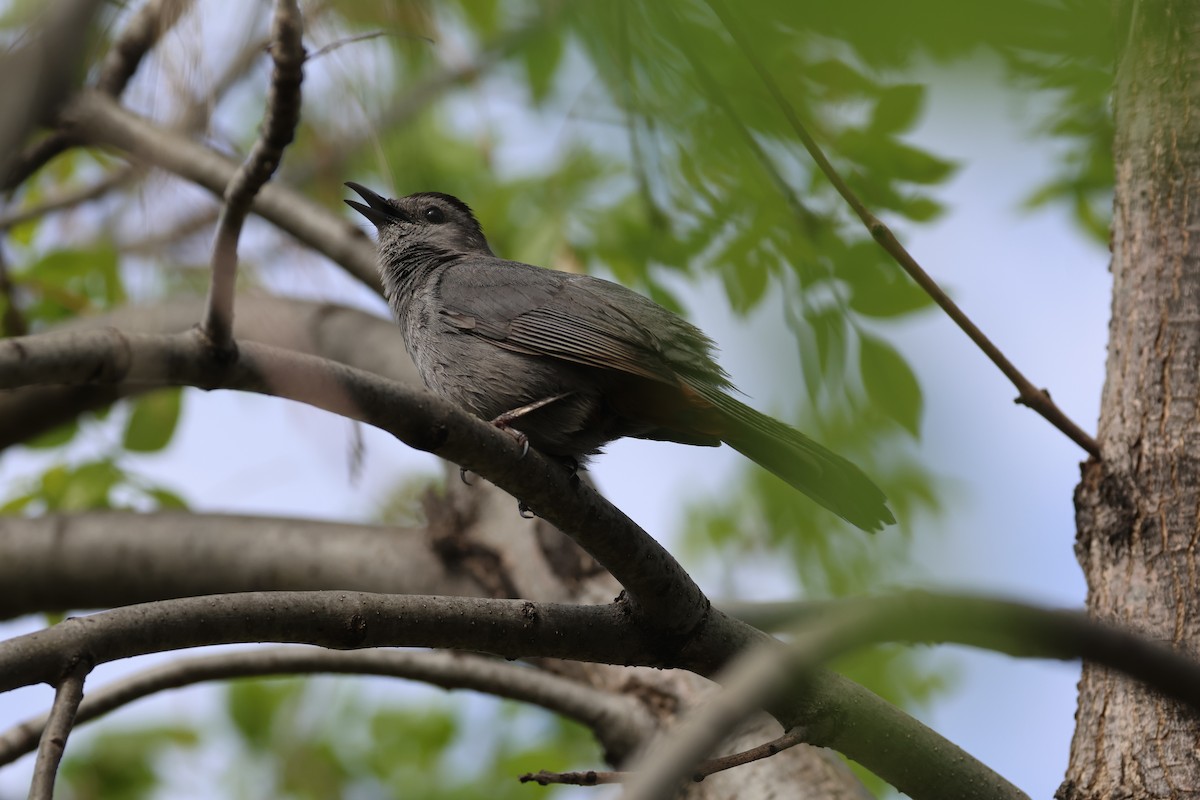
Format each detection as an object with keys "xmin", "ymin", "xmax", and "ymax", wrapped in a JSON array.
[{"xmin": 1063, "ymin": 4, "xmax": 1200, "ymax": 798}]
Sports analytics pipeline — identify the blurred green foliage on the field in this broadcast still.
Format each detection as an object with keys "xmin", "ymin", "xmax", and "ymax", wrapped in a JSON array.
[{"xmin": 58, "ymin": 725, "xmax": 200, "ymax": 800}]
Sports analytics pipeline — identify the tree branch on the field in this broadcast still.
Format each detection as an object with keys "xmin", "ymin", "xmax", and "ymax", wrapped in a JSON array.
[
  {"xmin": 202, "ymin": 0, "xmax": 304, "ymax": 349},
  {"xmin": 59, "ymin": 90, "xmax": 380, "ymax": 291},
  {"xmin": 0, "ymin": 512, "xmax": 484, "ymax": 620},
  {"xmin": 0, "ymin": 592, "xmax": 657, "ymax": 695},
  {"xmin": 0, "ymin": 647, "xmax": 654, "ymax": 768},
  {"xmin": 520, "ymin": 729, "xmax": 806, "ymax": 786},
  {"xmin": 95, "ymin": 0, "xmax": 194, "ymax": 97},
  {"xmin": 702, "ymin": 0, "xmax": 1101, "ymax": 460},
  {"xmin": 26, "ymin": 658, "xmax": 89, "ymax": 800},
  {"xmin": 0, "ymin": 296, "xmax": 416, "ymax": 450},
  {"xmin": 0, "ymin": 165, "xmax": 139, "ymax": 232}
]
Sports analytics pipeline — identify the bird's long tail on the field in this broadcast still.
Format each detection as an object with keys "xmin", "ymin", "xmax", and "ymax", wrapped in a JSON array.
[{"xmin": 701, "ymin": 389, "xmax": 895, "ymax": 532}]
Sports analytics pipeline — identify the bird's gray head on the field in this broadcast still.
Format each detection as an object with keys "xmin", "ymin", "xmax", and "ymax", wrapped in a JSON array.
[{"xmin": 344, "ymin": 183, "xmax": 494, "ymax": 258}]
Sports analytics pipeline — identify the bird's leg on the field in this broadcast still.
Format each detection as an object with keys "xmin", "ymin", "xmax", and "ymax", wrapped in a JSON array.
[{"xmin": 489, "ymin": 392, "xmax": 574, "ymax": 458}]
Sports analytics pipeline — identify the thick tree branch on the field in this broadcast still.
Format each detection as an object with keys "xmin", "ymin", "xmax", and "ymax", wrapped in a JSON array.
[
  {"xmin": 26, "ymin": 658, "xmax": 89, "ymax": 800},
  {"xmin": 59, "ymin": 91, "xmax": 380, "ymax": 290},
  {"xmin": 0, "ymin": 513, "xmax": 483, "ymax": 620},
  {"xmin": 202, "ymin": 0, "xmax": 304, "ymax": 348},
  {"xmin": 702, "ymin": 0, "xmax": 1101, "ymax": 459},
  {"xmin": 0, "ymin": 647, "xmax": 654, "ymax": 768},
  {"xmin": 0, "ymin": 296, "xmax": 415, "ymax": 450}
]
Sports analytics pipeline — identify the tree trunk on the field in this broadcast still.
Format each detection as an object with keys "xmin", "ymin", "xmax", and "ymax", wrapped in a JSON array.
[{"xmin": 1063, "ymin": 3, "xmax": 1200, "ymax": 798}]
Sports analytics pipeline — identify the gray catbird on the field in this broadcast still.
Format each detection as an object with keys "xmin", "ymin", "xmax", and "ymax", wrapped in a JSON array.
[{"xmin": 346, "ymin": 183, "xmax": 894, "ymax": 531}]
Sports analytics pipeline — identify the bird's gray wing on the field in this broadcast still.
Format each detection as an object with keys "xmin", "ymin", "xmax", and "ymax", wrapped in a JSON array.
[{"xmin": 436, "ymin": 258, "xmax": 729, "ymax": 388}]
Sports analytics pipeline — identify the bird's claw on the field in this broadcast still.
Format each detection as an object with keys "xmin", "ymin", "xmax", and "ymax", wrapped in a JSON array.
[
  {"xmin": 459, "ymin": 467, "xmax": 473, "ymax": 485},
  {"xmin": 490, "ymin": 417, "xmax": 530, "ymax": 458},
  {"xmin": 517, "ymin": 500, "xmax": 535, "ymax": 519}
]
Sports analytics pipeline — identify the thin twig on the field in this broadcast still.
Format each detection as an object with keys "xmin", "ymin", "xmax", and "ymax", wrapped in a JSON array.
[
  {"xmin": 521, "ymin": 768, "xmax": 623, "ymax": 786},
  {"xmin": 690, "ymin": 728, "xmax": 806, "ymax": 780},
  {"xmin": 519, "ymin": 729, "xmax": 806, "ymax": 786},
  {"xmin": 0, "ymin": 244, "xmax": 27, "ymax": 337},
  {"xmin": 307, "ymin": 30, "xmax": 394, "ymax": 62},
  {"xmin": 27, "ymin": 658, "xmax": 90, "ymax": 800},
  {"xmin": 94, "ymin": 0, "xmax": 194, "ymax": 96},
  {"xmin": 201, "ymin": 0, "xmax": 305, "ymax": 350},
  {"xmin": 0, "ymin": 165, "xmax": 139, "ymax": 231},
  {"xmin": 703, "ymin": 0, "xmax": 1101, "ymax": 459}
]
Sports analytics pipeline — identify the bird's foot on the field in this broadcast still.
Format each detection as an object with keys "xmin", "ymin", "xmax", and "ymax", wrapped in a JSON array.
[
  {"xmin": 459, "ymin": 467, "xmax": 474, "ymax": 485},
  {"xmin": 517, "ymin": 499, "xmax": 535, "ymax": 519},
  {"xmin": 488, "ymin": 416, "xmax": 530, "ymax": 457}
]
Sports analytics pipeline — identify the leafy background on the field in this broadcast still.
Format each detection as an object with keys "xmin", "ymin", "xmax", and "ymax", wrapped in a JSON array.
[{"xmin": 0, "ymin": 0, "xmax": 1110, "ymax": 797}]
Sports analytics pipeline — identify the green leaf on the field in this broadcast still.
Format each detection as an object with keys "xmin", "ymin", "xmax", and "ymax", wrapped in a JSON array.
[
  {"xmin": 18, "ymin": 246, "xmax": 125, "ymax": 324},
  {"xmin": 860, "ymin": 333, "xmax": 922, "ymax": 436},
  {"xmin": 884, "ymin": 141, "xmax": 957, "ymax": 185},
  {"xmin": 60, "ymin": 460, "xmax": 123, "ymax": 510},
  {"xmin": 228, "ymin": 679, "xmax": 302, "ymax": 750},
  {"xmin": 521, "ymin": 30, "xmax": 565, "ymax": 104},
  {"xmin": 123, "ymin": 389, "xmax": 183, "ymax": 453},
  {"xmin": 870, "ymin": 84, "xmax": 925, "ymax": 135},
  {"xmin": 146, "ymin": 487, "xmax": 189, "ymax": 509},
  {"xmin": 23, "ymin": 419, "xmax": 79, "ymax": 449},
  {"xmin": 805, "ymin": 58, "xmax": 877, "ymax": 98}
]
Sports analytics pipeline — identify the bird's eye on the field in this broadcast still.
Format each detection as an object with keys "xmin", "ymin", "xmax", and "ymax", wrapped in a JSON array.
[{"xmin": 423, "ymin": 206, "xmax": 446, "ymax": 224}]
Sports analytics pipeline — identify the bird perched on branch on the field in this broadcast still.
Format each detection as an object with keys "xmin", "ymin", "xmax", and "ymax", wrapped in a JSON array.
[{"xmin": 346, "ymin": 183, "xmax": 894, "ymax": 531}]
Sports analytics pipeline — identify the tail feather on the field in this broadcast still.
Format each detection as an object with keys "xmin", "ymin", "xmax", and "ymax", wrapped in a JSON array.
[{"xmin": 701, "ymin": 389, "xmax": 895, "ymax": 532}]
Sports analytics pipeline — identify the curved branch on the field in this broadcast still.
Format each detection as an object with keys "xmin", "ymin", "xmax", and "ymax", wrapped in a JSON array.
[
  {"xmin": 0, "ymin": 646, "xmax": 654, "ymax": 768},
  {"xmin": 701, "ymin": 0, "xmax": 1100, "ymax": 459},
  {"xmin": 0, "ymin": 296, "xmax": 418, "ymax": 450},
  {"xmin": 59, "ymin": 90, "xmax": 381, "ymax": 291},
  {"xmin": 203, "ymin": 0, "xmax": 305, "ymax": 347},
  {"xmin": 0, "ymin": 591, "xmax": 655, "ymax": 695},
  {"xmin": 0, "ymin": 512, "xmax": 485, "ymax": 620}
]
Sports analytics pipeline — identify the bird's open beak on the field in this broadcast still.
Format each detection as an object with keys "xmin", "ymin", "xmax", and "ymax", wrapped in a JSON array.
[{"xmin": 344, "ymin": 182, "xmax": 411, "ymax": 226}]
